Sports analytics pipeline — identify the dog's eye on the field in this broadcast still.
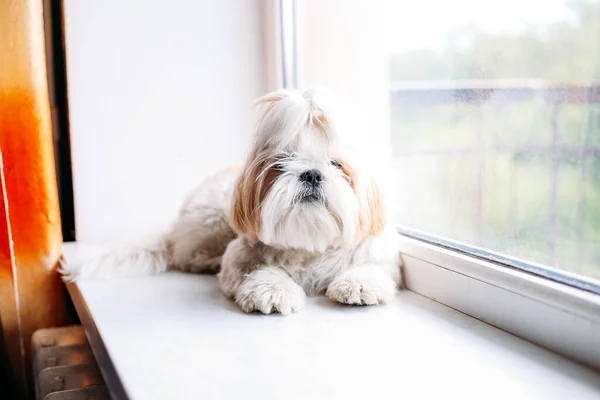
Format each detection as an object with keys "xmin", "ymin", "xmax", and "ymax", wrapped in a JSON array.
[
  {"xmin": 273, "ymin": 162, "xmax": 285, "ymax": 172},
  {"xmin": 330, "ymin": 160, "xmax": 342, "ymax": 169}
]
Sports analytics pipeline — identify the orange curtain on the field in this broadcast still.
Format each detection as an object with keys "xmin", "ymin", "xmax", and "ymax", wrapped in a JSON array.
[{"xmin": 0, "ymin": 0, "xmax": 68, "ymax": 397}]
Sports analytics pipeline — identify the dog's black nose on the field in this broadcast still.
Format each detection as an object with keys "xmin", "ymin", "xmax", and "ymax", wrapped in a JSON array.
[{"xmin": 300, "ymin": 169, "xmax": 323, "ymax": 186}]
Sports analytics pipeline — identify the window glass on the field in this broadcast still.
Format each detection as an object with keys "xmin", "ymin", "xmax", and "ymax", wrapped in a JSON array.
[{"xmin": 388, "ymin": 0, "xmax": 600, "ymax": 280}]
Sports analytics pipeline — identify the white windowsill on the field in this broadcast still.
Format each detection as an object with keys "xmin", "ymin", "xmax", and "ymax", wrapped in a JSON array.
[
  {"xmin": 399, "ymin": 234, "xmax": 600, "ymax": 370},
  {"xmin": 63, "ymin": 243, "xmax": 600, "ymax": 400}
]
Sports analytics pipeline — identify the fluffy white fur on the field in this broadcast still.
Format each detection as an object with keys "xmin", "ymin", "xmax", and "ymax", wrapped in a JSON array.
[{"xmin": 62, "ymin": 89, "xmax": 402, "ymax": 315}]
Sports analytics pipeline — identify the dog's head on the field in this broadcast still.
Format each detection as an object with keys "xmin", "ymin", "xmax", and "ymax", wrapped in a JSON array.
[{"xmin": 231, "ymin": 89, "xmax": 386, "ymax": 252}]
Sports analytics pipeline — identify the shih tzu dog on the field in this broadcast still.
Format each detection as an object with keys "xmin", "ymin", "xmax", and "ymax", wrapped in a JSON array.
[{"xmin": 63, "ymin": 89, "xmax": 402, "ymax": 315}]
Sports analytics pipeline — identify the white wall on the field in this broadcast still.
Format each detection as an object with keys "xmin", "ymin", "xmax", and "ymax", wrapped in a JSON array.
[{"xmin": 64, "ymin": 0, "xmax": 272, "ymax": 242}]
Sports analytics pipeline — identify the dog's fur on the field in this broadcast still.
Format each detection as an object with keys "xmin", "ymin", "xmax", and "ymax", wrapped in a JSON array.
[{"xmin": 62, "ymin": 89, "xmax": 402, "ymax": 315}]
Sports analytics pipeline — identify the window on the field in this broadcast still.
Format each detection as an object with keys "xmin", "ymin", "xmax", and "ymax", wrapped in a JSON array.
[
  {"xmin": 295, "ymin": 0, "xmax": 600, "ymax": 287},
  {"xmin": 389, "ymin": 0, "xmax": 600, "ymax": 286}
]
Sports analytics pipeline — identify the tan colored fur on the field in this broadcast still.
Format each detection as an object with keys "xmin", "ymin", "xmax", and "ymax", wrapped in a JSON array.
[
  {"xmin": 340, "ymin": 161, "xmax": 386, "ymax": 238},
  {"xmin": 230, "ymin": 149, "xmax": 280, "ymax": 240}
]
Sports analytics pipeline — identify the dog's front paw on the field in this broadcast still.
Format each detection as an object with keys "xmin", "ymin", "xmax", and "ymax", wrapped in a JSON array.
[
  {"xmin": 235, "ymin": 268, "xmax": 306, "ymax": 315},
  {"xmin": 326, "ymin": 267, "xmax": 397, "ymax": 305}
]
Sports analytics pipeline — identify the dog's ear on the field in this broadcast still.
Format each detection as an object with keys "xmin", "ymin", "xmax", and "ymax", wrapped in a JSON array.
[
  {"xmin": 230, "ymin": 150, "xmax": 261, "ymax": 240},
  {"xmin": 340, "ymin": 161, "xmax": 387, "ymax": 238},
  {"xmin": 362, "ymin": 176, "xmax": 386, "ymax": 236},
  {"xmin": 230, "ymin": 150, "xmax": 279, "ymax": 240}
]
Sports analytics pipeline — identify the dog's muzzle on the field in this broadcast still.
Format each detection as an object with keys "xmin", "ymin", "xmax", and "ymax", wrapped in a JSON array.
[{"xmin": 297, "ymin": 169, "xmax": 325, "ymax": 204}]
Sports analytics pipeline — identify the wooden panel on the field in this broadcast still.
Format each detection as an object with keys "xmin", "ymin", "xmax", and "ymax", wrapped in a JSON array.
[
  {"xmin": 0, "ymin": 182, "xmax": 23, "ymax": 398},
  {"xmin": 0, "ymin": 0, "xmax": 69, "ymax": 397}
]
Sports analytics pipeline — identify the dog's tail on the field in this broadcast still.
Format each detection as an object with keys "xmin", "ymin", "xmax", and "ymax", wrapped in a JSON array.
[{"xmin": 60, "ymin": 235, "xmax": 170, "ymax": 282}]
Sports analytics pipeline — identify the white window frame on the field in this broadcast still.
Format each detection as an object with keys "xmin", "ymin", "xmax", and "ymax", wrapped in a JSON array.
[
  {"xmin": 398, "ymin": 229, "xmax": 600, "ymax": 370},
  {"xmin": 282, "ymin": 0, "xmax": 600, "ymax": 371}
]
